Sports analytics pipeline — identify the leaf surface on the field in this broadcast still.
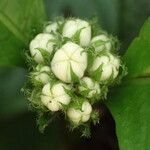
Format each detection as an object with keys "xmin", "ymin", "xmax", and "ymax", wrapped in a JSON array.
[{"xmin": 106, "ymin": 17, "xmax": 150, "ymax": 149}]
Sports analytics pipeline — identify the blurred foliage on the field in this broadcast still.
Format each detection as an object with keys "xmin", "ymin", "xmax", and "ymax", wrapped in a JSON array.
[
  {"xmin": 120, "ymin": 0, "xmax": 150, "ymax": 49},
  {"xmin": 0, "ymin": 0, "xmax": 46, "ymax": 66},
  {"xmin": 0, "ymin": 0, "xmax": 149, "ymax": 149},
  {"xmin": 0, "ymin": 67, "xmax": 27, "ymax": 118},
  {"xmin": 0, "ymin": 113, "xmax": 67, "ymax": 150},
  {"xmin": 45, "ymin": 0, "xmax": 120, "ymax": 34}
]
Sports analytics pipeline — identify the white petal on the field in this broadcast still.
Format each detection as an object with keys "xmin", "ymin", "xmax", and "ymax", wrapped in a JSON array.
[
  {"xmin": 52, "ymin": 83, "xmax": 66, "ymax": 96},
  {"xmin": 91, "ymin": 34, "xmax": 112, "ymax": 51},
  {"xmin": 62, "ymin": 42, "xmax": 80, "ymax": 57},
  {"xmin": 35, "ymin": 73, "xmax": 50, "ymax": 84},
  {"xmin": 100, "ymin": 64, "xmax": 113, "ymax": 81},
  {"xmin": 47, "ymin": 101, "xmax": 60, "ymax": 112},
  {"xmin": 113, "ymin": 66, "xmax": 119, "ymax": 79},
  {"xmin": 63, "ymin": 20, "xmax": 78, "ymax": 38},
  {"xmin": 81, "ymin": 114, "xmax": 90, "ymax": 122},
  {"xmin": 51, "ymin": 49, "xmax": 68, "ymax": 63},
  {"xmin": 82, "ymin": 77, "xmax": 95, "ymax": 89},
  {"xmin": 80, "ymin": 26, "xmax": 91, "ymax": 46},
  {"xmin": 63, "ymin": 19, "xmax": 91, "ymax": 46},
  {"xmin": 29, "ymin": 33, "xmax": 55, "ymax": 63},
  {"xmin": 67, "ymin": 108, "xmax": 82, "ymax": 124},
  {"xmin": 78, "ymin": 77, "xmax": 100, "ymax": 98},
  {"xmin": 40, "ymin": 66, "xmax": 51, "ymax": 72},
  {"xmin": 44, "ymin": 22, "xmax": 58, "ymax": 33},
  {"xmin": 71, "ymin": 48, "xmax": 87, "ymax": 65},
  {"xmin": 41, "ymin": 95, "xmax": 50, "ymax": 106},
  {"xmin": 30, "ymin": 49, "xmax": 44, "ymax": 63},
  {"xmin": 42, "ymin": 83, "xmax": 52, "ymax": 96},
  {"xmin": 82, "ymin": 101, "xmax": 92, "ymax": 115},
  {"xmin": 71, "ymin": 61, "xmax": 84, "ymax": 79},
  {"xmin": 55, "ymin": 95, "xmax": 71, "ymax": 105},
  {"xmin": 51, "ymin": 42, "xmax": 87, "ymax": 83},
  {"xmin": 51, "ymin": 61, "xmax": 71, "ymax": 83},
  {"xmin": 90, "ymin": 56, "xmax": 109, "ymax": 71},
  {"xmin": 109, "ymin": 54, "xmax": 120, "ymax": 69}
]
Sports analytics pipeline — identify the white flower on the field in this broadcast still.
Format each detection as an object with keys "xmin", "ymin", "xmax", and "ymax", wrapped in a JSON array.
[
  {"xmin": 44, "ymin": 21, "xmax": 62, "ymax": 33},
  {"xmin": 41, "ymin": 82, "xmax": 71, "ymax": 111},
  {"xmin": 78, "ymin": 77, "xmax": 101, "ymax": 98},
  {"xmin": 30, "ymin": 33, "xmax": 55, "ymax": 63},
  {"xmin": 90, "ymin": 53, "xmax": 120, "ymax": 82},
  {"xmin": 91, "ymin": 34, "xmax": 112, "ymax": 52},
  {"xmin": 62, "ymin": 19, "xmax": 91, "ymax": 46},
  {"xmin": 32, "ymin": 65, "xmax": 51, "ymax": 84},
  {"xmin": 51, "ymin": 42, "xmax": 87, "ymax": 83},
  {"xmin": 67, "ymin": 101, "xmax": 92, "ymax": 124}
]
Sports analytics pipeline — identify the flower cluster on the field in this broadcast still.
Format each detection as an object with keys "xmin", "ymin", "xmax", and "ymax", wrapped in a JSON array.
[{"xmin": 24, "ymin": 17, "xmax": 126, "ymax": 136}]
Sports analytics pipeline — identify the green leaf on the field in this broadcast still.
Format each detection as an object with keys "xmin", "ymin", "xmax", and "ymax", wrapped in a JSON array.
[
  {"xmin": 0, "ymin": 0, "xmax": 46, "ymax": 66},
  {"xmin": 123, "ymin": 17, "xmax": 150, "ymax": 78},
  {"xmin": 106, "ymin": 18, "xmax": 150, "ymax": 149},
  {"xmin": 106, "ymin": 79, "xmax": 150, "ymax": 150}
]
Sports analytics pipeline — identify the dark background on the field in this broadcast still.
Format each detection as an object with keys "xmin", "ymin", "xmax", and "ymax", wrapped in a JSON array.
[{"xmin": 0, "ymin": 0, "xmax": 150, "ymax": 150}]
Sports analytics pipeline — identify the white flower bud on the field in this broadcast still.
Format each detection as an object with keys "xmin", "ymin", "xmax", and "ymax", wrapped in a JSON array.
[
  {"xmin": 81, "ymin": 101, "xmax": 92, "ymax": 115},
  {"xmin": 67, "ymin": 101, "xmax": 92, "ymax": 124},
  {"xmin": 108, "ymin": 53, "xmax": 120, "ymax": 79},
  {"xmin": 67, "ymin": 108, "xmax": 82, "ymax": 124},
  {"xmin": 90, "ymin": 53, "xmax": 120, "ymax": 81},
  {"xmin": 62, "ymin": 19, "xmax": 91, "ymax": 46},
  {"xmin": 51, "ymin": 42, "xmax": 87, "ymax": 83},
  {"xmin": 41, "ymin": 82, "xmax": 71, "ymax": 111},
  {"xmin": 91, "ymin": 34, "xmax": 112, "ymax": 52},
  {"xmin": 44, "ymin": 21, "xmax": 62, "ymax": 33},
  {"xmin": 108, "ymin": 53, "xmax": 120, "ymax": 69},
  {"xmin": 30, "ymin": 33, "xmax": 55, "ymax": 63},
  {"xmin": 32, "ymin": 65, "xmax": 51, "ymax": 84},
  {"xmin": 79, "ymin": 77, "xmax": 101, "ymax": 98}
]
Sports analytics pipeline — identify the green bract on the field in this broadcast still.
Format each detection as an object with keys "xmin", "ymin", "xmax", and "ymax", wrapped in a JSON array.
[{"xmin": 24, "ymin": 17, "xmax": 126, "ymax": 136}]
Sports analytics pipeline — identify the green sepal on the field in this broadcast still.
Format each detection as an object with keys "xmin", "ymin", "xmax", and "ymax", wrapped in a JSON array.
[
  {"xmin": 109, "ymin": 34, "xmax": 120, "ymax": 53},
  {"xmin": 36, "ymin": 48, "xmax": 52, "ymax": 64},
  {"xmin": 80, "ymin": 89, "xmax": 91, "ymax": 98},
  {"xmin": 24, "ymin": 51, "xmax": 37, "ymax": 70},
  {"xmin": 70, "ymin": 63, "xmax": 80, "ymax": 83},
  {"xmin": 72, "ymin": 28, "xmax": 82, "ymax": 44},
  {"xmin": 100, "ymin": 85, "xmax": 109, "ymax": 100},
  {"xmin": 36, "ymin": 111, "xmax": 52, "ymax": 133},
  {"xmin": 85, "ymin": 46, "xmax": 95, "ymax": 70},
  {"xmin": 90, "ymin": 110, "xmax": 100, "ymax": 125},
  {"xmin": 90, "ymin": 64, "xmax": 103, "ymax": 82},
  {"xmin": 112, "ymin": 61, "xmax": 128, "ymax": 85},
  {"xmin": 67, "ymin": 119, "xmax": 91, "ymax": 138},
  {"xmin": 29, "ymin": 72, "xmax": 44, "ymax": 87},
  {"xmin": 36, "ymin": 110, "xmax": 60, "ymax": 133},
  {"xmin": 80, "ymin": 124, "xmax": 91, "ymax": 137}
]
